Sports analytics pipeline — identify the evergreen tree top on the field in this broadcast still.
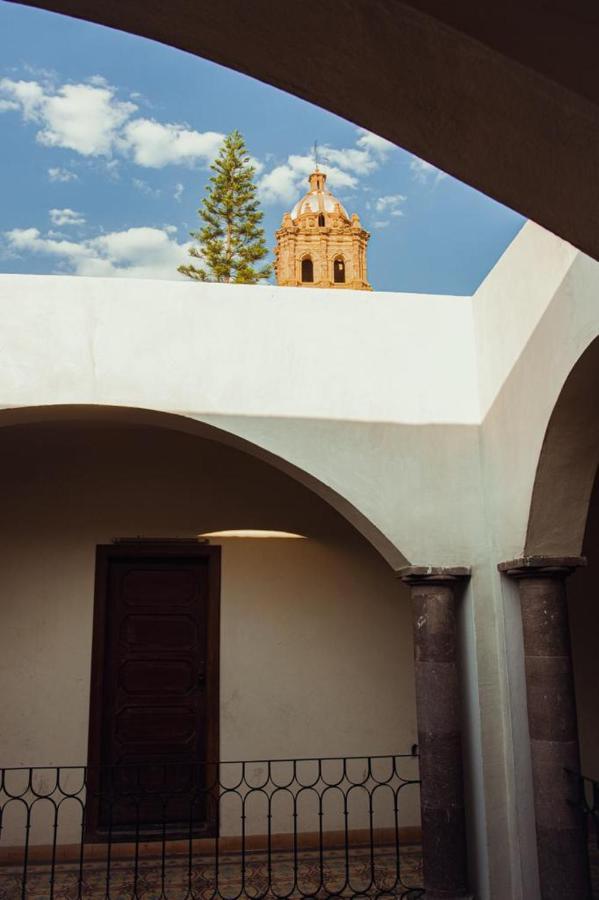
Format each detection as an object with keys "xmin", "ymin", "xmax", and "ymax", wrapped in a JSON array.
[{"xmin": 178, "ymin": 130, "xmax": 271, "ymax": 285}]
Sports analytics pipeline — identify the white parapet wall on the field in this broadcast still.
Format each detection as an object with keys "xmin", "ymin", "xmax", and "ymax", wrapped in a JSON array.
[{"xmin": 0, "ymin": 274, "xmax": 478, "ymax": 425}]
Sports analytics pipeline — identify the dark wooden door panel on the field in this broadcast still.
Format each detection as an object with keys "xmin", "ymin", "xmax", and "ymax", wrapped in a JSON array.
[
  {"xmin": 120, "ymin": 567, "xmax": 199, "ymax": 605},
  {"xmin": 86, "ymin": 543, "xmax": 220, "ymax": 841},
  {"xmin": 119, "ymin": 658, "xmax": 195, "ymax": 693}
]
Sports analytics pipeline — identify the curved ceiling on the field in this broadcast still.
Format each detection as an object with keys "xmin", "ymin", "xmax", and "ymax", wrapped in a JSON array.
[{"xmin": 10, "ymin": 0, "xmax": 599, "ymax": 262}]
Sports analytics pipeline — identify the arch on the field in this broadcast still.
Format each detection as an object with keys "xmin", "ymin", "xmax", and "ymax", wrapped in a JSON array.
[
  {"xmin": 14, "ymin": 0, "xmax": 599, "ymax": 261},
  {"xmin": 301, "ymin": 256, "xmax": 314, "ymax": 283},
  {"xmin": 525, "ymin": 336, "xmax": 599, "ymax": 556},
  {"xmin": 0, "ymin": 404, "xmax": 408, "ymax": 569},
  {"xmin": 318, "ymin": 214, "xmax": 325, "ymax": 228},
  {"xmin": 333, "ymin": 257, "xmax": 346, "ymax": 284}
]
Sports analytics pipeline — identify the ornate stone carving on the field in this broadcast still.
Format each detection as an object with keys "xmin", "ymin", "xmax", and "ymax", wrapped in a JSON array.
[{"xmin": 274, "ymin": 170, "xmax": 371, "ymax": 290}]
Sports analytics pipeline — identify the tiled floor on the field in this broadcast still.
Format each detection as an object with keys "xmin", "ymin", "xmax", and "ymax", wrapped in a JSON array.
[
  {"xmin": 3, "ymin": 842, "xmax": 597, "ymax": 899},
  {"xmin": 0, "ymin": 845, "xmax": 424, "ymax": 899}
]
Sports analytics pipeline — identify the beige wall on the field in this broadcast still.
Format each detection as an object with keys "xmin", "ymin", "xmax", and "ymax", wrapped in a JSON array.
[{"xmin": 0, "ymin": 421, "xmax": 419, "ymax": 839}]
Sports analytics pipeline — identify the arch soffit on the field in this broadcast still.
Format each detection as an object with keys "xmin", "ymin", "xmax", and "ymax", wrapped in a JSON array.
[
  {"xmin": 525, "ymin": 336, "xmax": 599, "ymax": 556},
  {"xmin": 0, "ymin": 404, "xmax": 408, "ymax": 570}
]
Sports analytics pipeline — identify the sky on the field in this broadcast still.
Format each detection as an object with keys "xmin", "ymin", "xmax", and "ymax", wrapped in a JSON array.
[{"xmin": 0, "ymin": 2, "xmax": 525, "ymax": 294}]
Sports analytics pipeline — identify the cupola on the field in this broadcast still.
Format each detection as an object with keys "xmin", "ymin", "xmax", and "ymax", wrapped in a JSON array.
[{"xmin": 274, "ymin": 169, "xmax": 371, "ymax": 290}]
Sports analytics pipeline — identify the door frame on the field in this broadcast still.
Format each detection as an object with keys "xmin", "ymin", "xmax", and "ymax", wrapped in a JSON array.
[{"xmin": 85, "ymin": 541, "xmax": 221, "ymax": 841}]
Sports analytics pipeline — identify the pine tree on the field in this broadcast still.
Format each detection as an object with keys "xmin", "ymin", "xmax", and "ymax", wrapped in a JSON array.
[{"xmin": 178, "ymin": 130, "xmax": 271, "ymax": 284}]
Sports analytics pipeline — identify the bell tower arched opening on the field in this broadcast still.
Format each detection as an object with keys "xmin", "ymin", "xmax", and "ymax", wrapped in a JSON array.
[
  {"xmin": 333, "ymin": 257, "xmax": 346, "ymax": 284},
  {"xmin": 301, "ymin": 257, "xmax": 314, "ymax": 283}
]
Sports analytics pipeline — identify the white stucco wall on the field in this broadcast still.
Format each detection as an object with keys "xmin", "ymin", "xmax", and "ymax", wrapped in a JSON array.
[
  {"xmin": 0, "ymin": 275, "xmax": 477, "ymax": 426},
  {"xmin": 472, "ymin": 221, "xmax": 579, "ymax": 418},
  {"xmin": 1, "ymin": 221, "xmax": 599, "ymax": 898},
  {"xmin": 0, "ymin": 222, "xmax": 593, "ymax": 566}
]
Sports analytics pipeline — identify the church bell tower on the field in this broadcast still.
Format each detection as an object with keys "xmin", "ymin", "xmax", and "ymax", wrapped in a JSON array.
[{"xmin": 274, "ymin": 169, "xmax": 371, "ymax": 290}]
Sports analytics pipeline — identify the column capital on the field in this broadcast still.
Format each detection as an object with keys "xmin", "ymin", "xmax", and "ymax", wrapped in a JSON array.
[
  {"xmin": 397, "ymin": 565, "xmax": 471, "ymax": 586},
  {"xmin": 498, "ymin": 556, "xmax": 586, "ymax": 579}
]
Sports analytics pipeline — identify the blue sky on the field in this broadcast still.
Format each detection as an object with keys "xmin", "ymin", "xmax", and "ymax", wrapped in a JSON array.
[{"xmin": 0, "ymin": 2, "xmax": 525, "ymax": 294}]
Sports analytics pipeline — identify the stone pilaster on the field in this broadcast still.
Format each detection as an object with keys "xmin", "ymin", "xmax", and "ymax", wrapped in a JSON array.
[
  {"xmin": 498, "ymin": 556, "xmax": 592, "ymax": 900},
  {"xmin": 398, "ymin": 566, "xmax": 471, "ymax": 900}
]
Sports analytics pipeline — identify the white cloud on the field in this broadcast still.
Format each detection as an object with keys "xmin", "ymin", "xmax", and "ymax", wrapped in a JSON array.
[
  {"xmin": 0, "ymin": 75, "xmax": 226, "ymax": 170},
  {"xmin": 410, "ymin": 156, "xmax": 448, "ymax": 185},
  {"xmin": 39, "ymin": 84, "xmax": 136, "ymax": 155},
  {"xmin": 5, "ymin": 227, "xmax": 89, "ymax": 259},
  {"xmin": 87, "ymin": 74, "xmax": 109, "ymax": 87},
  {"xmin": 48, "ymin": 166, "xmax": 78, "ymax": 183},
  {"xmin": 258, "ymin": 154, "xmax": 358, "ymax": 205},
  {"xmin": 4, "ymin": 224, "xmax": 192, "ymax": 280},
  {"xmin": 356, "ymin": 129, "xmax": 395, "ymax": 157},
  {"xmin": 122, "ymin": 118, "xmax": 224, "ymax": 168},
  {"xmin": 258, "ymin": 128, "xmax": 395, "ymax": 207},
  {"xmin": 0, "ymin": 77, "xmax": 135, "ymax": 155},
  {"xmin": 257, "ymin": 164, "xmax": 297, "ymax": 205},
  {"xmin": 247, "ymin": 156, "xmax": 264, "ymax": 176},
  {"xmin": 289, "ymin": 154, "xmax": 358, "ymax": 189},
  {"xmin": 319, "ymin": 146, "xmax": 377, "ymax": 175},
  {"xmin": 174, "ymin": 182, "xmax": 184, "ymax": 202},
  {"xmin": 0, "ymin": 79, "xmax": 45, "ymax": 119},
  {"xmin": 375, "ymin": 194, "xmax": 406, "ymax": 216},
  {"xmin": 49, "ymin": 207, "xmax": 86, "ymax": 226},
  {"xmin": 132, "ymin": 177, "xmax": 161, "ymax": 197}
]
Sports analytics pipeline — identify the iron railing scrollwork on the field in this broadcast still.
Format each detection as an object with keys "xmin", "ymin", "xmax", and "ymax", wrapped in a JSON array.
[{"xmin": 0, "ymin": 754, "xmax": 424, "ymax": 898}]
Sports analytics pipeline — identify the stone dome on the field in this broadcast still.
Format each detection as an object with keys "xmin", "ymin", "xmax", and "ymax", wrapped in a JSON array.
[{"xmin": 290, "ymin": 170, "xmax": 349, "ymax": 222}]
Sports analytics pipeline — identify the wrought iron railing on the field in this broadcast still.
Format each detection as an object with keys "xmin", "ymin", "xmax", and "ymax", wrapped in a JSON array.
[{"xmin": 0, "ymin": 755, "xmax": 423, "ymax": 898}]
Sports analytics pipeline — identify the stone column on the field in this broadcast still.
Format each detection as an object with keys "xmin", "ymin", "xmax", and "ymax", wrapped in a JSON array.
[
  {"xmin": 398, "ymin": 566, "xmax": 471, "ymax": 900},
  {"xmin": 498, "ymin": 556, "xmax": 592, "ymax": 900}
]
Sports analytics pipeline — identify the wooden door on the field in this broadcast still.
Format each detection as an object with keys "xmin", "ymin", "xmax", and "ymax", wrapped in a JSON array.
[{"xmin": 86, "ymin": 542, "xmax": 220, "ymax": 840}]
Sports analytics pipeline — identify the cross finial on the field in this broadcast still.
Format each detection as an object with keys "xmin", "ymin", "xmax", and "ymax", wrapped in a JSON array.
[{"xmin": 313, "ymin": 140, "xmax": 319, "ymax": 171}]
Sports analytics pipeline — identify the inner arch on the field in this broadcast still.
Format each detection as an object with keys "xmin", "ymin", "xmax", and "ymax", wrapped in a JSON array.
[
  {"xmin": 525, "ymin": 337, "xmax": 599, "ymax": 557},
  {"xmin": 0, "ymin": 404, "xmax": 408, "ymax": 568}
]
